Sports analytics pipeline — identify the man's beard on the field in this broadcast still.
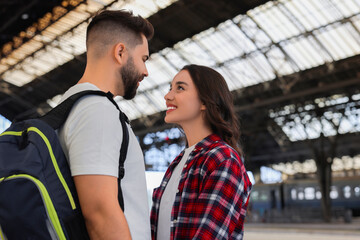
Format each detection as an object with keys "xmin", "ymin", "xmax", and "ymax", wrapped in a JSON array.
[{"xmin": 120, "ymin": 56, "xmax": 142, "ymax": 100}]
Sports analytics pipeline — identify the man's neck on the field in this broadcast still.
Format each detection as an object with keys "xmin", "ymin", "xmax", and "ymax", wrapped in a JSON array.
[{"xmin": 79, "ymin": 62, "xmax": 120, "ymax": 95}]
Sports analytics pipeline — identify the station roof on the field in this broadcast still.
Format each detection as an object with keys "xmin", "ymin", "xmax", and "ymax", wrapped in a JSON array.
[{"xmin": 1, "ymin": 0, "xmax": 360, "ymax": 169}]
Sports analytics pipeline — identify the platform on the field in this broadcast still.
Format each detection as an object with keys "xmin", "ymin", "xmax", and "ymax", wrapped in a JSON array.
[{"xmin": 244, "ymin": 219, "xmax": 360, "ymax": 240}]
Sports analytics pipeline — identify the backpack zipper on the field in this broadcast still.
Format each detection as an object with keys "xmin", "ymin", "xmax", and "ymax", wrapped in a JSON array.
[
  {"xmin": 0, "ymin": 174, "xmax": 66, "ymax": 240},
  {"xmin": 0, "ymin": 127, "xmax": 76, "ymax": 210}
]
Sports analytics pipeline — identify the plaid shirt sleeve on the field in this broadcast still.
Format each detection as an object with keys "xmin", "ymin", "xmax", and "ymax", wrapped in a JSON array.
[{"xmin": 175, "ymin": 144, "xmax": 252, "ymax": 239}]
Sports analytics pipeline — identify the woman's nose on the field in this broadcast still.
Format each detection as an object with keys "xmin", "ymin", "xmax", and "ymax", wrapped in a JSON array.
[{"xmin": 164, "ymin": 90, "xmax": 173, "ymax": 100}]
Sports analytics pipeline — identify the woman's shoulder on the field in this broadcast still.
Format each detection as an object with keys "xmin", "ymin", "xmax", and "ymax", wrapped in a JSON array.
[
  {"xmin": 200, "ymin": 139, "xmax": 241, "ymax": 166},
  {"xmin": 209, "ymin": 138, "xmax": 239, "ymax": 156}
]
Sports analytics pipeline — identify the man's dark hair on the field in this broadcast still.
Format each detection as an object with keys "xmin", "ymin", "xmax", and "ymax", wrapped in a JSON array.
[{"xmin": 86, "ymin": 10, "xmax": 154, "ymax": 56}]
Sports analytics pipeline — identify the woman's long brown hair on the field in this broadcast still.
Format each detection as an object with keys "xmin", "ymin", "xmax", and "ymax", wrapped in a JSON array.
[{"xmin": 182, "ymin": 64, "xmax": 243, "ymax": 156}]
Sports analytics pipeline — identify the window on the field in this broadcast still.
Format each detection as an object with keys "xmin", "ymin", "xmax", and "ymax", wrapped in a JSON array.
[
  {"xmin": 316, "ymin": 190, "xmax": 322, "ymax": 199},
  {"xmin": 260, "ymin": 191, "xmax": 269, "ymax": 201},
  {"xmin": 291, "ymin": 188, "xmax": 297, "ymax": 200},
  {"xmin": 343, "ymin": 186, "xmax": 351, "ymax": 199},
  {"xmin": 251, "ymin": 191, "xmax": 259, "ymax": 201},
  {"xmin": 354, "ymin": 187, "xmax": 360, "ymax": 197},
  {"xmin": 298, "ymin": 190, "xmax": 304, "ymax": 200},
  {"xmin": 330, "ymin": 186, "xmax": 339, "ymax": 199},
  {"xmin": 304, "ymin": 187, "xmax": 315, "ymax": 200}
]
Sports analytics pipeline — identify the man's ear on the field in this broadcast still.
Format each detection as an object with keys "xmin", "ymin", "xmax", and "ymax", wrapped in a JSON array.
[{"xmin": 114, "ymin": 42, "xmax": 126, "ymax": 65}]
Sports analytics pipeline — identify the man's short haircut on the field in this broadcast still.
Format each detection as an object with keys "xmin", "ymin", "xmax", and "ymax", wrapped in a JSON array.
[{"xmin": 86, "ymin": 9, "xmax": 154, "ymax": 57}]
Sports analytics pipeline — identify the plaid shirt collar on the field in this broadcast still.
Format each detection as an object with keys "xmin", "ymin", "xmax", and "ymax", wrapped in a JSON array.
[{"xmin": 175, "ymin": 133, "xmax": 221, "ymax": 161}]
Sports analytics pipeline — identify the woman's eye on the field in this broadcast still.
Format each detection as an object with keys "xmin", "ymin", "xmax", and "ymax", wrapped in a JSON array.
[{"xmin": 177, "ymin": 86, "xmax": 184, "ymax": 90}]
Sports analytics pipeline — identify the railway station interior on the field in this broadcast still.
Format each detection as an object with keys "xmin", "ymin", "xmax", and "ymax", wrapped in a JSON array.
[{"xmin": 1, "ymin": 0, "xmax": 360, "ymax": 239}]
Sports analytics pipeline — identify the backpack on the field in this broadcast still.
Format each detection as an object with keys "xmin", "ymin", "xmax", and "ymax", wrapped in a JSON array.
[{"xmin": 0, "ymin": 90, "xmax": 129, "ymax": 240}]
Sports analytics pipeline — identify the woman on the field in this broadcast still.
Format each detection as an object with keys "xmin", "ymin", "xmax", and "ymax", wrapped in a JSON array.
[{"xmin": 150, "ymin": 64, "xmax": 252, "ymax": 240}]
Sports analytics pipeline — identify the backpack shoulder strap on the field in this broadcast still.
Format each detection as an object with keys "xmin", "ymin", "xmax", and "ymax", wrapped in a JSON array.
[
  {"xmin": 105, "ymin": 95, "xmax": 129, "ymax": 211},
  {"xmin": 40, "ymin": 89, "xmax": 129, "ymax": 210},
  {"xmin": 117, "ymin": 110, "xmax": 129, "ymax": 210},
  {"xmin": 40, "ymin": 90, "xmax": 114, "ymax": 129}
]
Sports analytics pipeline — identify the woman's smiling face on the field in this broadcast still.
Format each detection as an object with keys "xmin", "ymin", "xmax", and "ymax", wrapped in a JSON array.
[{"xmin": 164, "ymin": 70, "xmax": 206, "ymax": 127}]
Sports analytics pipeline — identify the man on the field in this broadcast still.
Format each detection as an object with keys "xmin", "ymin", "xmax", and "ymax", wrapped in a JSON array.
[{"xmin": 58, "ymin": 10, "xmax": 154, "ymax": 239}]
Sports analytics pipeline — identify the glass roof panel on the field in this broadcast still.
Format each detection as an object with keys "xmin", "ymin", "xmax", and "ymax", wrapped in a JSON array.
[
  {"xmin": 214, "ymin": 67, "xmax": 238, "ymax": 91},
  {"xmin": 222, "ymin": 56, "xmax": 267, "ymax": 88},
  {"xmin": 235, "ymin": 16, "xmax": 272, "ymax": 49},
  {"xmin": 141, "ymin": 92, "xmax": 163, "ymax": 112},
  {"xmin": 265, "ymin": 46, "xmax": 297, "ymax": 75},
  {"xmin": 130, "ymin": 94, "xmax": 159, "ymax": 117},
  {"xmin": 281, "ymin": 36, "xmax": 327, "ymax": 70},
  {"xmin": 294, "ymin": 0, "xmax": 332, "ymax": 29},
  {"xmin": 247, "ymin": 52, "xmax": 277, "ymax": 80},
  {"xmin": 270, "ymin": 93, "xmax": 360, "ymax": 142},
  {"xmin": 315, "ymin": 24, "xmax": 360, "ymax": 61},
  {"xmin": 0, "ymin": 65, "xmax": 8, "ymax": 73},
  {"xmin": 0, "ymin": 0, "xmax": 178, "ymax": 87},
  {"xmin": 3, "ymin": 58, "xmax": 15, "ymax": 66},
  {"xmin": 161, "ymin": 48, "xmax": 188, "ymax": 71},
  {"xmin": 139, "ymin": 53, "xmax": 177, "ymax": 91},
  {"xmin": 334, "ymin": 0, "xmax": 360, "ymax": 16},
  {"xmin": 218, "ymin": 20, "xmax": 258, "ymax": 55},
  {"xmin": 255, "ymin": 2, "xmax": 301, "ymax": 41},
  {"xmin": 194, "ymin": 23, "xmax": 251, "ymax": 64},
  {"xmin": 144, "ymin": 89, "xmax": 166, "ymax": 111},
  {"xmin": 151, "ymin": 84, "xmax": 172, "ymax": 111},
  {"xmin": 116, "ymin": 98, "xmax": 142, "ymax": 120},
  {"xmin": 3, "ymin": 70, "xmax": 33, "ymax": 86},
  {"xmin": 118, "ymin": 83, "xmax": 170, "ymax": 119},
  {"xmin": 115, "ymin": 0, "xmax": 178, "ymax": 17},
  {"xmin": 175, "ymin": 39, "xmax": 215, "ymax": 66}
]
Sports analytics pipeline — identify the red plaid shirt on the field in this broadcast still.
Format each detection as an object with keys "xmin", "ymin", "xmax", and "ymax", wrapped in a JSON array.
[{"xmin": 151, "ymin": 134, "xmax": 252, "ymax": 239}]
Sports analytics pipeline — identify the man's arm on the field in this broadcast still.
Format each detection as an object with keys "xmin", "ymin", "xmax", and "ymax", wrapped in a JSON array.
[{"xmin": 74, "ymin": 175, "xmax": 131, "ymax": 240}]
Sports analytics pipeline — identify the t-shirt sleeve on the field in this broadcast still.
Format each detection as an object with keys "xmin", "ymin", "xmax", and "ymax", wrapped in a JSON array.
[{"xmin": 63, "ymin": 98, "xmax": 123, "ymax": 177}]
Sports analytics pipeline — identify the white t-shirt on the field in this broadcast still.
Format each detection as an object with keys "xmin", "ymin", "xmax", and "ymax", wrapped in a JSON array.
[
  {"xmin": 157, "ymin": 144, "xmax": 196, "ymax": 240},
  {"xmin": 58, "ymin": 83, "xmax": 150, "ymax": 239}
]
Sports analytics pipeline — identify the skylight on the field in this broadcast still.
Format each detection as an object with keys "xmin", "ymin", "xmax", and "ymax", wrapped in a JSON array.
[
  {"xmin": 0, "ymin": 0, "xmax": 178, "ymax": 86},
  {"xmin": 1, "ymin": 0, "xmax": 360, "ymax": 133},
  {"xmin": 119, "ymin": 0, "xmax": 360, "ymax": 120}
]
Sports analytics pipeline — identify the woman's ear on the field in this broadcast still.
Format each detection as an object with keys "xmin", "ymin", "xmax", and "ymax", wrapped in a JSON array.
[
  {"xmin": 200, "ymin": 103, "xmax": 206, "ymax": 111},
  {"xmin": 114, "ymin": 42, "xmax": 126, "ymax": 65}
]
